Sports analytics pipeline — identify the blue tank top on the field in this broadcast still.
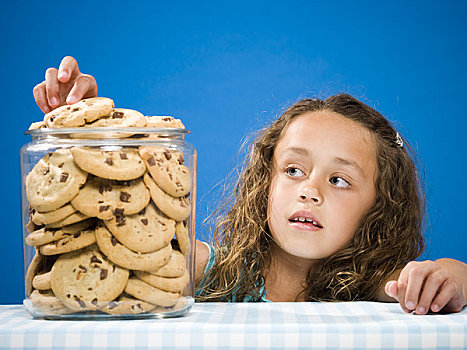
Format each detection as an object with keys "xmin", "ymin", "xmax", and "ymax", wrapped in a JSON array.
[{"xmin": 195, "ymin": 242, "xmax": 271, "ymax": 302}]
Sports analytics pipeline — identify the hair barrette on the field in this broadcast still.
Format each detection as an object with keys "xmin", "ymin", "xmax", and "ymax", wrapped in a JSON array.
[{"xmin": 395, "ymin": 132, "xmax": 404, "ymax": 148}]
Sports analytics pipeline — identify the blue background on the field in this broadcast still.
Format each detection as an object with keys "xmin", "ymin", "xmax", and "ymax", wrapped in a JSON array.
[{"xmin": 0, "ymin": 0, "xmax": 465, "ymax": 304}]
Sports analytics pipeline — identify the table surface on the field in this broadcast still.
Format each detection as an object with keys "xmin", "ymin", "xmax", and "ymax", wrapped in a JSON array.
[{"xmin": 0, "ymin": 302, "xmax": 466, "ymax": 349}]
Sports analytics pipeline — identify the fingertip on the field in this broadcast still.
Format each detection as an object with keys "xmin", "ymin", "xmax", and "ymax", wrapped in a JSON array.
[
  {"xmin": 66, "ymin": 94, "xmax": 78, "ymax": 104},
  {"xmin": 49, "ymin": 96, "xmax": 59, "ymax": 107},
  {"xmin": 385, "ymin": 281, "xmax": 398, "ymax": 298},
  {"xmin": 415, "ymin": 306, "xmax": 427, "ymax": 315},
  {"xmin": 58, "ymin": 70, "xmax": 69, "ymax": 82}
]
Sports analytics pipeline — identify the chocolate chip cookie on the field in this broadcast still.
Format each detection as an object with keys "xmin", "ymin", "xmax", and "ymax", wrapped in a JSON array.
[
  {"xmin": 44, "ymin": 97, "xmax": 114, "ymax": 128},
  {"xmin": 71, "ymin": 147, "xmax": 146, "ymax": 181},
  {"xmin": 26, "ymin": 148, "xmax": 88, "ymax": 212},
  {"xmin": 39, "ymin": 226, "xmax": 96, "ymax": 255},
  {"xmin": 95, "ymin": 224, "xmax": 172, "ymax": 272},
  {"xmin": 104, "ymin": 201, "xmax": 175, "ymax": 253},
  {"xmin": 152, "ymin": 250, "xmax": 187, "ymax": 278},
  {"xmin": 87, "ymin": 108, "xmax": 146, "ymax": 128},
  {"xmin": 139, "ymin": 147, "xmax": 191, "ymax": 197},
  {"xmin": 71, "ymin": 177, "xmax": 150, "ymax": 220},
  {"xmin": 51, "ymin": 244, "xmax": 129, "ymax": 311},
  {"xmin": 143, "ymin": 173, "xmax": 190, "ymax": 221},
  {"xmin": 135, "ymin": 269, "xmax": 189, "ymax": 293},
  {"xmin": 145, "ymin": 116, "xmax": 185, "ymax": 129},
  {"xmin": 124, "ymin": 277, "xmax": 180, "ymax": 307}
]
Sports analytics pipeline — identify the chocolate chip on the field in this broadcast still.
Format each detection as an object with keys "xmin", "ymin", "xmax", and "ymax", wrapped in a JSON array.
[
  {"xmin": 120, "ymin": 191, "xmax": 131, "ymax": 203},
  {"xmin": 99, "ymin": 205, "xmax": 110, "ymax": 212},
  {"xmin": 100, "ymin": 269, "xmax": 108, "ymax": 280},
  {"xmin": 113, "ymin": 111, "xmax": 124, "ymax": 118},
  {"xmin": 163, "ymin": 117, "xmax": 172, "ymax": 121},
  {"xmin": 73, "ymin": 232, "xmax": 81, "ymax": 238},
  {"xmin": 114, "ymin": 208, "xmax": 124, "ymax": 216},
  {"xmin": 91, "ymin": 298, "xmax": 98, "ymax": 306},
  {"xmin": 105, "ymin": 158, "xmax": 113, "ymax": 166},
  {"xmin": 58, "ymin": 162, "xmax": 64, "ymax": 168},
  {"xmin": 99, "ymin": 183, "xmax": 114, "ymax": 194},
  {"xmin": 119, "ymin": 152, "xmax": 128, "ymax": 160},
  {"xmin": 116, "ymin": 215, "xmax": 126, "ymax": 226},
  {"xmin": 78, "ymin": 264, "xmax": 87, "ymax": 273},
  {"xmin": 43, "ymin": 167, "xmax": 50, "ymax": 175},
  {"xmin": 178, "ymin": 154, "xmax": 184, "ymax": 164},
  {"xmin": 90, "ymin": 255, "xmax": 102, "ymax": 264},
  {"xmin": 66, "ymin": 294, "xmax": 71, "ymax": 298},
  {"xmin": 72, "ymin": 107, "xmax": 80, "ymax": 112},
  {"xmin": 147, "ymin": 156, "xmax": 156, "ymax": 166},
  {"xmin": 163, "ymin": 150, "xmax": 172, "ymax": 160},
  {"xmin": 50, "ymin": 117, "xmax": 55, "ymax": 122},
  {"xmin": 141, "ymin": 218, "xmax": 148, "ymax": 225},
  {"xmin": 59, "ymin": 172, "xmax": 69, "ymax": 182},
  {"xmin": 111, "ymin": 236, "xmax": 118, "ymax": 246},
  {"xmin": 74, "ymin": 295, "xmax": 86, "ymax": 308}
]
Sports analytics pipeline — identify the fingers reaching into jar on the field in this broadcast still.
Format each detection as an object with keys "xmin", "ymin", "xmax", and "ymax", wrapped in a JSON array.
[{"xmin": 33, "ymin": 56, "xmax": 98, "ymax": 113}]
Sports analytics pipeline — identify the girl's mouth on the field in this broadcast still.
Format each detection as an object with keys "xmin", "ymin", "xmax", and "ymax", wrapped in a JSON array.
[{"xmin": 288, "ymin": 215, "xmax": 323, "ymax": 229}]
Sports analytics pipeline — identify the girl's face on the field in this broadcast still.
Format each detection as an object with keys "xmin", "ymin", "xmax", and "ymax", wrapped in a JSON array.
[{"xmin": 268, "ymin": 110, "xmax": 377, "ymax": 265}]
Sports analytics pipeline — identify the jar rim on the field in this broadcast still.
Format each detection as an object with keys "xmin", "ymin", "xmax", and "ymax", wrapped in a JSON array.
[{"xmin": 25, "ymin": 127, "xmax": 190, "ymax": 136}]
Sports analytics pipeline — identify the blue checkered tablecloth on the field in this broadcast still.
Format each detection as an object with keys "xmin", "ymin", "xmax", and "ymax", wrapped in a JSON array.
[{"xmin": 0, "ymin": 302, "xmax": 466, "ymax": 349}]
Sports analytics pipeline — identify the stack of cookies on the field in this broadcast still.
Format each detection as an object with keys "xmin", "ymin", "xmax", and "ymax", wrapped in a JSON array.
[{"xmin": 24, "ymin": 97, "xmax": 193, "ymax": 316}]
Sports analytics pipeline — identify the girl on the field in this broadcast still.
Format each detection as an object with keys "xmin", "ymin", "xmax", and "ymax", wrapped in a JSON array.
[{"xmin": 34, "ymin": 56, "xmax": 467, "ymax": 315}]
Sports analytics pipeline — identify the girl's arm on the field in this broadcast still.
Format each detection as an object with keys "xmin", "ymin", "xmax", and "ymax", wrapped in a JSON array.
[
  {"xmin": 377, "ymin": 258, "xmax": 467, "ymax": 314},
  {"xmin": 194, "ymin": 240, "xmax": 210, "ymax": 286}
]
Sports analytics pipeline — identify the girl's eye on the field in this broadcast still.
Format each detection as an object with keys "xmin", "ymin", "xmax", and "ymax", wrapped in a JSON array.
[
  {"xmin": 330, "ymin": 176, "xmax": 350, "ymax": 188},
  {"xmin": 286, "ymin": 167, "xmax": 304, "ymax": 177}
]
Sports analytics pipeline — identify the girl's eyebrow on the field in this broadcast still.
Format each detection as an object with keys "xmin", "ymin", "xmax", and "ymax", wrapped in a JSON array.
[
  {"xmin": 334, "ymin": 157, "xmax": 365, "ymax": 177},
  {"xmin": 283, "ymin": 146, "xmax": 308, "ymax": 156}
]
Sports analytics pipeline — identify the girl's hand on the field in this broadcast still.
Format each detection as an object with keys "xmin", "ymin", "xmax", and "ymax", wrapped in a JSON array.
[
  {"xmin": 33, "ymin": 56, "xmax": 98, "ymax": 113},
  {"xmin": 385, "ymin": 259, "xmax": 466, "ymax": 314}
]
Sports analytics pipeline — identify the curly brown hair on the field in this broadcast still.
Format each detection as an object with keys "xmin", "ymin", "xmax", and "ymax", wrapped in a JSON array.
[{"xmin": 196, "ymin": 93, "xmax": 425, "ymax": 302}]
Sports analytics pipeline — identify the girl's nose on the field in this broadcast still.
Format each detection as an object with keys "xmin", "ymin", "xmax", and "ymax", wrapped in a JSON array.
[{"xmin": 299, "ymin": 184, "xmax": 323, "ymax": 204}]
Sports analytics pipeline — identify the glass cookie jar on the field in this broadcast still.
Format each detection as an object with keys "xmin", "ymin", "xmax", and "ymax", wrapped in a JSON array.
[{"xmin": 20, "ymin": 127, "xmax": 196, "ymax": 319}]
